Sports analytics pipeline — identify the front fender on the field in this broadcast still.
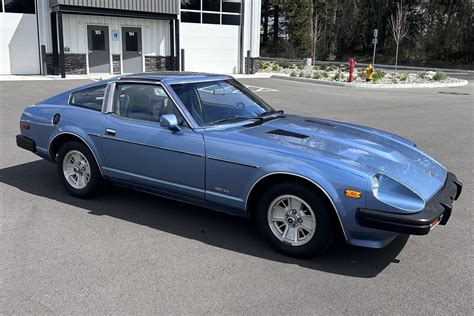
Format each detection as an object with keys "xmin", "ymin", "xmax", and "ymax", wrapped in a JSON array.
[{"xmin": 245, "ymin": 161, "xmax": 369, "ymax": 241}]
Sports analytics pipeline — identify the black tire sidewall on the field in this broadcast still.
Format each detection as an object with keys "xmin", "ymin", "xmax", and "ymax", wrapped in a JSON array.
[
  {"xmin": 56, "ymin": 140, "xmax": 102, "ymax": 198},
  {"xmin": 256, "ymin": 182, "xmax": 334, "ymax": 258}
]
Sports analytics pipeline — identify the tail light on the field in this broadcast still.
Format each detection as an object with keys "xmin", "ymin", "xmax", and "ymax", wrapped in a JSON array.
[{"xmin": 21, "ymin": 122, "xmax": 30, "ymax": 130}]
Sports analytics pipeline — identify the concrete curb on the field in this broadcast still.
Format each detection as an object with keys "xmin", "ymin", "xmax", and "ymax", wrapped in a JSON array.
[{"xmin": 271, "ymin": 74, "xmax": 469, "ymax": 89}]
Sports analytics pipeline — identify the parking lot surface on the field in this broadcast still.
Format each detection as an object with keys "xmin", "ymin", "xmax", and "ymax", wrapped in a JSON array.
[{"xmin": 1, "ymin": 78, "xmax": 472, "ymax": 314}]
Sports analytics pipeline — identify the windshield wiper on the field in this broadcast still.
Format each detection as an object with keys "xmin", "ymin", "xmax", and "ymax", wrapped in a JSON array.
[
  {"xmin": 257, "ymin": 109, "xmax": 285, "ymax": 117},
  {"xmin": 210, "ymin": 116, "xmax": 263, "ymax": 126}
]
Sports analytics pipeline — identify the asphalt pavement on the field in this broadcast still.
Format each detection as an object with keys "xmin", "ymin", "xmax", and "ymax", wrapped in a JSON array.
[{"xmin": 0, "ymin": 78, "xmax": 472, "ymax": 314}]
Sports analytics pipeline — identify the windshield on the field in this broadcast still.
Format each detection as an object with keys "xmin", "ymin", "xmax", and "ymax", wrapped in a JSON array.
[{"xmin": 171, "ymin": 79, "xmax": 275, "ymax": 126}]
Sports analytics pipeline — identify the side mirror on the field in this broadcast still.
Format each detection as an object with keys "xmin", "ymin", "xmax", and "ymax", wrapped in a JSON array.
[{"xmin": 160, "ymin": 114, "xmax": 181, "ymax": 132}]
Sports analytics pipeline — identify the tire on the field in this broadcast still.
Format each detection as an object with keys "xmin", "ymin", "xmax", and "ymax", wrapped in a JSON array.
[
  {"xmin": 256, "ymin": 182, "xmax": 335, "ymax": 258},
  {"xmin": 56, "ymin": 140, "xmax": 104, "ymax": 198}
]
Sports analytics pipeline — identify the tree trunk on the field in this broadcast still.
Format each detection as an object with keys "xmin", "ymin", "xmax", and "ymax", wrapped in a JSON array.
[
  {"xmin": 272, "ymin": 5, "xmax": 279, "ymax": 44},
  {"xmin": 262, "ymin": 0, "xmax": 269, "ymax": 43},
  {"xmin": 395, "ymin": 42, "xmax": 399, "ymax": 72}
]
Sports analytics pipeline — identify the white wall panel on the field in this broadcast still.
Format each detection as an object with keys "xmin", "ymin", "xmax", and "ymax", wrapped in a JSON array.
[
  {"xmin": 180, "ymin": 23, "xmax": 239, "ymax": 74},
  {"xmin": 0, "ymin": 13, "xmax": 40, "ymax": 74},
  {"xmin": 62, "ymin": 14, "xmax": 170, "ymax": 56}
]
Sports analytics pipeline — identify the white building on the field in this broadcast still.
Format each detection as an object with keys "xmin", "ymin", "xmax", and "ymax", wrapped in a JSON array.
[{"xmin": 0, "ymin": 0, "xmax": 261, "ymax": 76}]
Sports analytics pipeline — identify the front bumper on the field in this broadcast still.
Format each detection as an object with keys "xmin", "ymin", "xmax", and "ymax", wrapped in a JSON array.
[{"xmin": 357, "ymin": 172, "xmax": 462, "ymax": 235}]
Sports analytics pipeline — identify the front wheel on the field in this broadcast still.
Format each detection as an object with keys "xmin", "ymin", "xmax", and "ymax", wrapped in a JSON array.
[
  {"xmin": 56, "ymin": 140, "xmax": 104, "ymax": 198},
  {"xmin": 256, "ymin": 183, "xmax": 335, "ymax": 258}
]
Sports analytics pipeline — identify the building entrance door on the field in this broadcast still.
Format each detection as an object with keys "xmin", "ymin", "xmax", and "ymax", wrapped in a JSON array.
[
  {"xmin": 87, "ymin": 25, "xmax": 110, "ymax": 73},
  {"xmin": 122, "ymin": 27, "xmax": 142, "ymax": 73}
]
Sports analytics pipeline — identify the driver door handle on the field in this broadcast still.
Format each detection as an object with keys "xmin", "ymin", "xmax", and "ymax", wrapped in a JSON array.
[{"xmin": 105, "ymin": 128, "xmax": 116, "ymax": 136}]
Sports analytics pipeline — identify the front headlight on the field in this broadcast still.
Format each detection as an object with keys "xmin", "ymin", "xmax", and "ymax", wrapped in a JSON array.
[
  {"xmin": 371, "ymin": 176, "xmax": 379, "ymax": 197},
  {"xmin": 371, "ymin": 174, "xmax": 425, "ymax": 212}
]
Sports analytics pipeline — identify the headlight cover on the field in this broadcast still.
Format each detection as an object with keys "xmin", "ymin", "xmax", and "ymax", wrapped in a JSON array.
[{"xmin": 371, "ymin": 174, "xmax": 425, "ymax": 212}]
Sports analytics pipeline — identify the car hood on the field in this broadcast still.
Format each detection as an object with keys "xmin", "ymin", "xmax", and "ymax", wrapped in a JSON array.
[{"xmin": 219, "ymin": 115, "xmax": 447, "ymax": 200}]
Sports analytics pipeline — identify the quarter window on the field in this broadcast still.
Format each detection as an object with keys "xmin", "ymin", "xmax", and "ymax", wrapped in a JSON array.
[
  {"xmin": 70, "ymin": 85, "xmax": 106, "ymax": 111},
  {"xmin": 4, "ymin": 0, "xmax": 35, "ymax": 14},
  {"xmin": 113, "ymin": 83, "xmax": 186, "ymax": 126}
]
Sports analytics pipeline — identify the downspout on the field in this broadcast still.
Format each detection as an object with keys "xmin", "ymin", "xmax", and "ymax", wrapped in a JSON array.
[
  {"xmin": 239, "ymin": 0, "xmax": 245, "ymax": 73},
  {"xmin": 35, "ymin": 0, "xmax": 42, "ymax": 74}
]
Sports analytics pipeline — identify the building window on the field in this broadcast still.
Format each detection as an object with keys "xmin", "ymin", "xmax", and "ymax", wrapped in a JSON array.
[
  {"xmin": 222, "ymin": 14, "xmax": 240, "ymax": 25},
  {"xmin": 91, "ymin": 29, "xmax": 106, "ymax": 51},
  {"xmin": 222, "ymin": 0, "xmax": 241, "ymax": 13},
  {"xmin": 181, "ymin": 11, "xmax": 201, "ymax": 23},
  {"xmin": 4, "ymin": 0, "xmax": 35, "ymax": 14},
  {"xmin": 203, "ymin": 0, "xmax": 219, "ymax": 12},
  {"xmin": 181, "ymin": 0, "xmax": 200, "ymax": 10},
  {"xmin": 203, "ymin": 13, "xmax": 220, "ymax": 24},
  {"xmin": 181, "ymin": 0, "xmax": 241, "ymax": 26},
  {"xmin": 0, "ymin": 1, "xmax": 3, "ymax": 12},
  {"xmin": 125, "ymin": 31, "xmax": 139, "ymax": 52}
]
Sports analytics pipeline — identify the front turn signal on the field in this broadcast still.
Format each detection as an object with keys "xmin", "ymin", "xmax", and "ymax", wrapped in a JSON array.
[{"xmin": 344, "ymin": 189, "xmax": 362, "ymax": 199}]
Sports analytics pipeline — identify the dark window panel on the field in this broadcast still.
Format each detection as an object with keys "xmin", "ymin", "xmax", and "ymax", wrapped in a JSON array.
[
  {"xmin": 203, "ymin": 0, "xmax": 220, "ymax": 12},
  {"xmin": 125, "ymin": 31, "xmax": 139, "ymax": 52},
  {"xmin": 0, "ymin": 1, "xmax": 3, "ymax": 12},
  {"xmin": 222, "ymin": 14, "xmax": 240, "ymax": 25},
  {"xmin": 181, "ymin": 11, "xmax": 201, "ymax": 23},
  {"xmin": 4, "ymin": 0, "xmax": 35, "ymax": 14},
  {"xmin": 70, "ymin": 85, "xmax": 106, "ymax": 112},
  {"xmin": 180, "ymin": 0, "xmax": 200, "ymax": 10},
  {"xmin": 91, "ymin": 29, "xmax": 106, "ymax": 51},
  {"xmin": 202, "ymin": 13, "xmax": 220, "ymax": 25},
  {"xmin": 222, "ymin": 0, "xmax": 241, "ymax": 13}
]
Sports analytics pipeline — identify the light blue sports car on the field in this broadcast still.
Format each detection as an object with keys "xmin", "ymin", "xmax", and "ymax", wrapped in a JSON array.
[{"xmin": 16, "ymin": 73, "xmax": 462, "ymax": 258}]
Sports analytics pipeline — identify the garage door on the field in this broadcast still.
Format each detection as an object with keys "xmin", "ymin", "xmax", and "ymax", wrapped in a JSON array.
[{"xmin": 180, "ymin": 23, "xmax": 239, "ymax": 74}]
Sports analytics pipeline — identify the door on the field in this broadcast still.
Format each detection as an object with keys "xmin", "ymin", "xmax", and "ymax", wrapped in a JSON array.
[
  {"xmin": 101, "ymin": 82, "xmax": 205, "ymax": 200},
  {"xmin": 122, "ymin": 27, "xmax": 142, "ymax": 73},
  {"xmin": 87, "ymin": 25, "xmax": 110, "ymax": 73}
]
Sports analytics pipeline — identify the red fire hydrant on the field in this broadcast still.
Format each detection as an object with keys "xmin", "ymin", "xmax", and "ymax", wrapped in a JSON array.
[{"xmin": 348, "ymin": 58, "xmax": 355, "ymax": 83}]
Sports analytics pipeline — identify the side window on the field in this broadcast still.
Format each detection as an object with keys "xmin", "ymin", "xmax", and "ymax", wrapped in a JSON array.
[
  {"xmin": 70, "ymin": 85, "xmax": 106, "ymax": 111},
  {"xmin": 113, "ymin": 83, "xmax": 186, "ymax": 126}
]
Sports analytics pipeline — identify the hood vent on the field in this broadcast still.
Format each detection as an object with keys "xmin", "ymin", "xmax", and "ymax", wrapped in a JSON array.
[
  {"xmin": 305, "ymin": 119, "xmax": 336, "ymax": 128},
  {"xmin": 267, "ymin": 129, "xmax": 309, "ymax": 139}
]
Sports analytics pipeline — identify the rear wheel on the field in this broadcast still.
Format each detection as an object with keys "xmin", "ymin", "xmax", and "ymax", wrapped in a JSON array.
[
  {"xmin": 256, "ymin": 182, "xmax": 334, "ymax": 258},
  {"xmin": 57, "ymin": 141, "xmax": 103, "ymax": 198}
]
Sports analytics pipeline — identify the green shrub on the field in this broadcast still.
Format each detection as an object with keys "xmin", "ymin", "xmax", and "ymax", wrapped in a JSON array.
[
  {"xmin": 298, "ymin": 71, "xmax": 304, "ymax": 77},
  {"xmin": 433, "ymin": 72, "xmax": 447, "ymax": 81},
  {"xmin": 271, "ymin": 63, "xmax": 281, "ymax": 71},
  {"xmin": 258, "ymin": 61, "xmax": 271, "ymax": 69},
  {"xmin": 304, "ymin": 72, "xmax": 312, "ymax": 78},
  {"xmin": 297, "ymin": 64, "xmax": 304, "ymax": 70},
  {"xmin": 313, "ymin": 71, "xmax": 321, "ymax": 79},
  {"xmin": 418, "ymin": 71, "xmax": 428, "ymax": 78},
  {"xmin": 372, "ymin": 70, "xmax": 386, "ymax": 83},
  {"xmin": 290, "ymin": 70, "xmax": 298, "ymax": 77},
  {"xmin": 333, "ymin": 73, "xmax": 340, "ymax": 81},
  {"xmin": 277, "ymin": 59, "xmax": 290, "ymax": 68},
  {"xmin": 320, "ymin": 71, "xmax": 328, "ymax": 78},
  {"xmin": 400, "ymin": 73, "xmax": 408, "ymax": 81}
]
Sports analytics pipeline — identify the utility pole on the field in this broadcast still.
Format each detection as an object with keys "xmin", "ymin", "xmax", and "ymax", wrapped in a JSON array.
[{"xmin": 372, "ymin": 29, "xmax": 378, "ymax": 70}]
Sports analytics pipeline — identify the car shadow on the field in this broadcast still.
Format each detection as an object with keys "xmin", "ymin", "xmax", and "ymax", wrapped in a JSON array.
[{"xmin": 0, "ymin": 160, "xmax": 409, "ymax": 278}]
